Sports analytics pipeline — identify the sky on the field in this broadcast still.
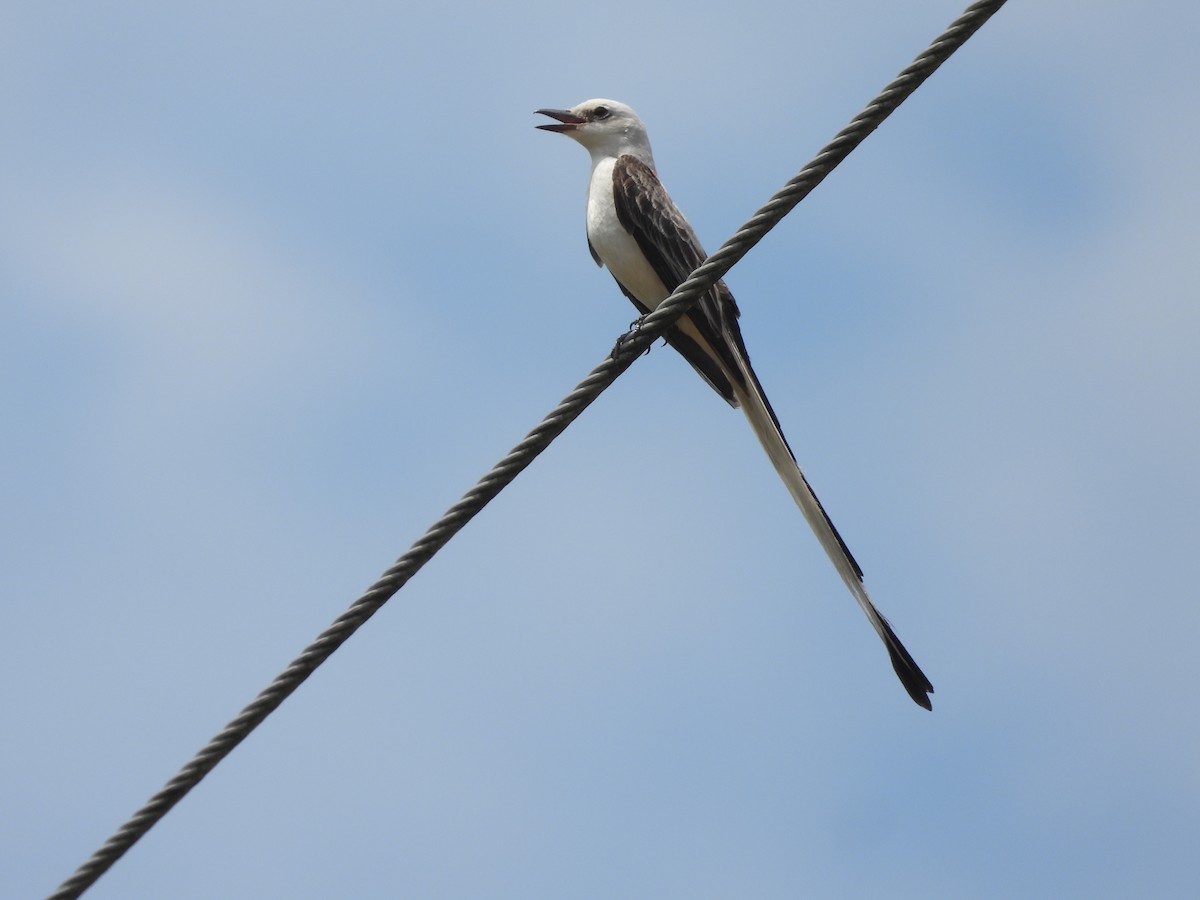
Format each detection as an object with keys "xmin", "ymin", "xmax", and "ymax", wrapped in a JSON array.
[{"xmin": 4, "ymin": 1, "xmax": 1199, "ymax": 897}]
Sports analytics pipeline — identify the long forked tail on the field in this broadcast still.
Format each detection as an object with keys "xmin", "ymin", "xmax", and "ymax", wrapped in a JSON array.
[{"xmin": 730, "ymin": 369, "xmax": 934, "ymax": 709}]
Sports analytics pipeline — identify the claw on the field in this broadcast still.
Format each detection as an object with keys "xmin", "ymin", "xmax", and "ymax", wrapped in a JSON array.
[{"xmin": 611, "ymin": 315, "xmax": 654, "ymax": 359}]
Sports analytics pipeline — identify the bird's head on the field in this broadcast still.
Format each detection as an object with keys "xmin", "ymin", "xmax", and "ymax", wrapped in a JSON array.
[{"xmin": 536, "ymin": 99, "xmax": 654, "ymax": 165}]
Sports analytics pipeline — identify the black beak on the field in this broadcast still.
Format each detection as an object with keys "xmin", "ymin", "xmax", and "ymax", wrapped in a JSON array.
[{"xmin": 535, "ymin": 108, "xmax": 585, "ymax": 133}]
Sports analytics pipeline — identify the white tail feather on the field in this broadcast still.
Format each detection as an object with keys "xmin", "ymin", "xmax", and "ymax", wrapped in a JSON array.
[
  {"xmin": 730, "ymin": 372, "xmax": 934, "ymax": 709},
  {"xmin": 732, "ymin": 382, "xmax": 879, "ymax": 620}
]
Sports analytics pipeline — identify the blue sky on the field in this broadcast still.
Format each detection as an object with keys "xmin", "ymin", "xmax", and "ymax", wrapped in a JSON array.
[{"xmin": 4, "ymin": 2, "xmax": 1199, "ymax": 897}]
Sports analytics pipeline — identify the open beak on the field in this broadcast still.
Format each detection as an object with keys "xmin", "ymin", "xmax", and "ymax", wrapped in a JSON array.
[{"xmin": 535, "ymin": 108, "xmax": 586, "ymax": 133}]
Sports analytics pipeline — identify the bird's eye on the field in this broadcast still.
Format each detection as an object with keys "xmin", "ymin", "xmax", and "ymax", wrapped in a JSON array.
[{"xmin": 592, "ymin": 106, "xmax": 611, "ymax": 120}]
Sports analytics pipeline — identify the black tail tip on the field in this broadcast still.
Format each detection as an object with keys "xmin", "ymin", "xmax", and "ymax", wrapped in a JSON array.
[
  {"xmin": 882, "ymin": 627, "xmax": 934, "ymax": 710},
  {"xmin": 905, "ymin": 680, "xmax": 934, "ymax": 711},
  {"xmin": 893, "ymin": 657, "xmax": 934, "ymax": 710}
]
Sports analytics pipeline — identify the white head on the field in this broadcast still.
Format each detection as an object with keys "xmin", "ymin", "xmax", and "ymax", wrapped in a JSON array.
[{"xmin": 535, "ymin": 98, "xmax": 656, "ymax": 168}]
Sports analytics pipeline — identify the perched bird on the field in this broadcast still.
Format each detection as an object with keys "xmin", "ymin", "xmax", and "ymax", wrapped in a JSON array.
[{"xmin": 537, "ymin": 98, "xmax": 933, "ymax": 709}]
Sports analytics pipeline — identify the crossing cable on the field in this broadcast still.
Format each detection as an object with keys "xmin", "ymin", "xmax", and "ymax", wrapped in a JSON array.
[{"xmin": 48, "ymin": 2, "xmax": 1007, "ymax": 896}]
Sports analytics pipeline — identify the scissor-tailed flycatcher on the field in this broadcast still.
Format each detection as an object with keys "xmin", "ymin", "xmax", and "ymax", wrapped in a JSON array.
[{"xmin": 537, "ymin": 99, "xmax": 933, "ymax": 709}]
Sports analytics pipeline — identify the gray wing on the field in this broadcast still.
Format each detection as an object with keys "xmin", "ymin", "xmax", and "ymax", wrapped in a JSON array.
[
  {"xmin": 611, "ymin": 155, "xmax": 755, "ymax": 406},
  {"xmin": 612, "ymin": 155, "xmax": 802, "ymax": 447}
]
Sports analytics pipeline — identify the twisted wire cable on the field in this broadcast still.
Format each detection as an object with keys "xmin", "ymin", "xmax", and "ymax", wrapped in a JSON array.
[{"xmin": 48, "ymin": 2, "xmax": 1006, "ymax": 896}]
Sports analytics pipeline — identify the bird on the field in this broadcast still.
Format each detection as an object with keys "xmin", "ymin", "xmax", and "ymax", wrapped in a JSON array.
[{"xmin": 536, "ymin": 98, "xmax": 933, "ymax": 709}]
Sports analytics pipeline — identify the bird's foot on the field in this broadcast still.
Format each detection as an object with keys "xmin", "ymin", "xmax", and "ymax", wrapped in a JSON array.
[{"xmin": 611, "ymin": 315, "xmax": 655, "ymax": 359}]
